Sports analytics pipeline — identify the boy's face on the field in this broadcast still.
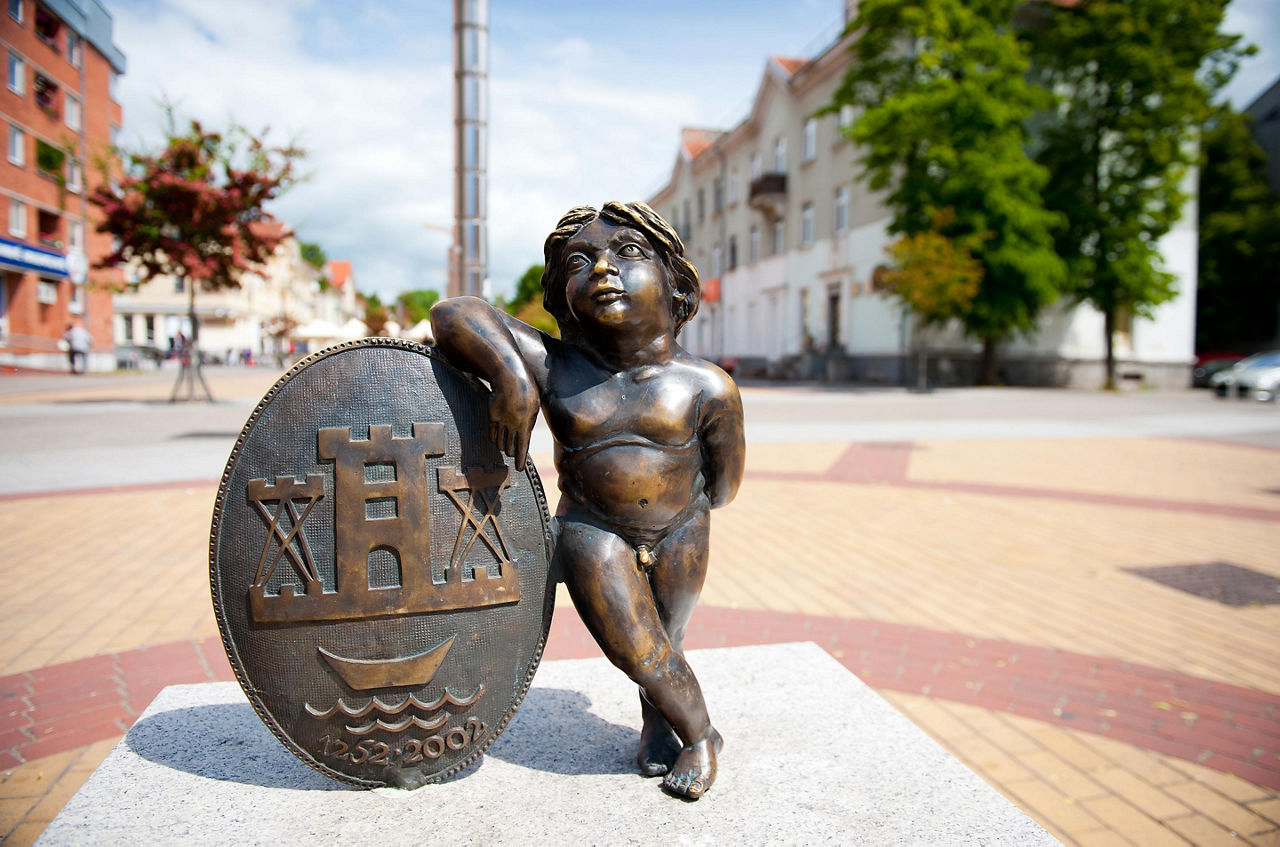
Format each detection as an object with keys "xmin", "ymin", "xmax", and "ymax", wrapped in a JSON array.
[{"xmin": 562, "ymin": 219, "xmax": 672, "ymax": 336}]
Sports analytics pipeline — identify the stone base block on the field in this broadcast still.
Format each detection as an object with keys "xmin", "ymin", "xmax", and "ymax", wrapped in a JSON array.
[{"xmin": 39, "ymin": 642, "xmax": 1055, "ymax": 845}]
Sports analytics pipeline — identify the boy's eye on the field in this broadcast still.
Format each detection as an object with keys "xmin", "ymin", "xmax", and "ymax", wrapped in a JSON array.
[
  {"xmin": 566, "ymin": 254, "xmax": 588, "ymax": 271},
  {"xmin": 617, "ymin": 243, "xmax": 643, "ymax": 258}
]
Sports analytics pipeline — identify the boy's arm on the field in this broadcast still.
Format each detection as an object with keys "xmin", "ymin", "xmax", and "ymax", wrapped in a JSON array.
[
  {"xmin": 700, "ymin": 371, "xmax": 745, "ymax": 508},
  {"xmin": 430, "ymin": 296, "xmax": 547, "ymax": 470}
]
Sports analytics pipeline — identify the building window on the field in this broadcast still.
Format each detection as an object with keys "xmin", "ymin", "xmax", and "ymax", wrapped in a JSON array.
[
  {"xmin": 771, "ymin": 220, "xmax": 784, "ymax": 255},
  {"xmin": 801, "ymin": 203, "xmax": 815, "ymax": 246},
  {"xmin": 773, "ymin": 136, "xmax": 786, "ymax": 173},
  {"xmin": 749, "ymin": 226, "xmax": 760, "ymax": 264},
  {"xmin": 711, "ymin": 242, "xmax": 722, "ymax": 277},
  {"xmin": 66, "ymin": 158, "xmax": 81, "ymax": 193},
  {"xmin": 109, "ymin": 72, "xmax": 119, "ymax": 101},
  {"xmin": 697, "ymin": 188, "xmax": 705, "ymax": 223},
  {"xmin": 69, "ymin": 218, "xmax": 83, "ymax": 250},
  {"xmin": 750, "ymin": 153, "xmax": 762, "ymax": 180},
  {"xmin": 839, "ymin": 104, "xmax": 855, "ymax": 130},
  {"xmin": 9, "ymin": 0, "xmax": 22, "ymax": 24},
  {"xmin": 7, "ymin": 52, "xmax": 24, "ymax": 95},
  {"xmin": 66, "ymin": 32, "xmax": 82, "ymax": 68},
  {"xmin": 144, "ymin": 314, "xmax": 155, "ymax": 342},
  {"xmin": 728, "ymin": 169, "xmax": 739, "ymax": 205},
  {"xmin": 835, "ymin": 186, "xmax": 849, "ymax": 234},
  {"xmin": 37, "ymin": 279, "xmax": 57, "ymax": 305},
  {"xmin": 66, "ymin": 94, "xmax": 81, "ymax": 130},
  {"xmin": 803, "ymin": 118, "xmax": 817, "ymax": 162},
  {"xmin": 7, "ymin": 124, "xmax": 24, "ymax": 166},
  {"xmin": 174, "ymin": 276, "xmax": 185, "ymax": 294},
  {"xmin": 713, "ymin": 177, "xmax": 723, "ymax": 214},
  {"xmin": 69, "ymin": 278, "xmax": 83, "ymax": 313},
  {"xmin": 121, "ymin": 315, "xmax": 134, "ymax": 343},
  {"xmin": 8, "ymin": 198, "xmax": 25, "ymax": 237},
  {"xmin": 727, "ymin": 235, "xmax": 738, "ymax": 271}
]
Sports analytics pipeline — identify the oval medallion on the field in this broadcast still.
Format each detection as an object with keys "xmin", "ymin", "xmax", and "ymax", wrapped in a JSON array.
[{"xmin": 210, "ymin": 338, "xmax": 554, "ymax": 788}]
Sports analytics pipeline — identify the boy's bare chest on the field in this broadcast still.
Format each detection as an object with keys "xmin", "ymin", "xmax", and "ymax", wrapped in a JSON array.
[{"xmin": 545, "ymin": 370, "xmax": 700, "ymax": 448}]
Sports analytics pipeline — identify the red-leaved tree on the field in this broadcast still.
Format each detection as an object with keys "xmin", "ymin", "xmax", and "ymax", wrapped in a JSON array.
[{"xmin": 90, "ymin": 118, "xmax": 303, "ymax": 399}]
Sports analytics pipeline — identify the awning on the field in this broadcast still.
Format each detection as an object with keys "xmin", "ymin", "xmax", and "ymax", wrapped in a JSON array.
[{"xmin": 0, "ymin": 236, "xmax": 68, "ymax": 278}]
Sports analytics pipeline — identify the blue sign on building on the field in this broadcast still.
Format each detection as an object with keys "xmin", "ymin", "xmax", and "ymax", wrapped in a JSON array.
[{"xmin": 0, "ymin": 236, "xmax": 69, "ymax": 278}]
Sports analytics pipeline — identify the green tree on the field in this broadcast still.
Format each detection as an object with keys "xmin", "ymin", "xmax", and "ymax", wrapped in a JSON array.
[
  {"xmin": 363, "ymin": 293, "xmax": 389, "ymax": 336},
  {"xmin": 880, "ymin": 216, "xmax": 983, "ymax": 390},
  {"xmin": 1196, "ymin": 105, "xmax": 1280, "ymax": 352},
  {"xmin": 299, "ymin": 241, "xmax": 327, "ymax": 270},
  {"xmin": 90, "ymin": 118, "xmax": 302, "ymax": 400},
  {"xmin": 1021, "ymin": 0, "xmax": 1252, "ymax": 388},
  {"xmin": 829, "ymin": 0, "xmax": 1064, "ymax": 383},
  {"xmin": 504, "ymin": 264, "xmax": 559, "ymax": 337},
  {"xmin": 508, "ymin": 264, "xmax": 543, "ymax": 312},
  {"xmin": 397, "ymin": 289, "xmax": 441, "ymax": 325}
]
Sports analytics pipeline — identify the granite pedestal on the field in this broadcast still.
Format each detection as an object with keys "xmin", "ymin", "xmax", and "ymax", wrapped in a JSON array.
[{"xmin": 38, "ymin": 642, "xmax": 1056, "ymax": 845}]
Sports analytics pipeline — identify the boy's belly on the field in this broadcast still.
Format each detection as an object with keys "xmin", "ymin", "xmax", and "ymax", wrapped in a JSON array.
[{"xmin": 555, "ymin": 443, "xmax": 702, "ymax": 528}]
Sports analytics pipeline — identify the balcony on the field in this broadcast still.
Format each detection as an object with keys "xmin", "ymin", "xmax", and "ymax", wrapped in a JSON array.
[
  {"xmin": 748, "ymin": 172, "xmax": 788, "ymax": 220},
  {"xmin": 33, "ymin": 73, "xmax": 60, "ymax": 119},
  {"xmin": 37, "ymin": 209, "xmax": 62, "ymax": 250},
  {"xmin": 35, "ymin": 5, "xmax": 63, "ymax": 51}
]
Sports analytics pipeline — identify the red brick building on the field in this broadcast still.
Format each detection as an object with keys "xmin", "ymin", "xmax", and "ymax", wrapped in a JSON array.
[{"xmin": 0, "ymin": 0, "xmax": 124, "ymax": 370}]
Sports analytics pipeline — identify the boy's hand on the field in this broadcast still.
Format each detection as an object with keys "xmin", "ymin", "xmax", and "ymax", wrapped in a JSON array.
[{"xmin": 489, "ymin": 377, "xmax": 539, "ymax": 471}]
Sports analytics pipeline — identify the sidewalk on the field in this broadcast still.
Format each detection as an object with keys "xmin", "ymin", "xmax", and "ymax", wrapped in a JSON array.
[{"xmin": 1, "ymin": 368, "xmax": 1278, "ymax": 845}]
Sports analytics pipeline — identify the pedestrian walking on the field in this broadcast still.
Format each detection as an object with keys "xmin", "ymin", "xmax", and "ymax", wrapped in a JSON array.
[{"xmin": 62, "ymin": 320, "xmax": 92, "ymax": 374}]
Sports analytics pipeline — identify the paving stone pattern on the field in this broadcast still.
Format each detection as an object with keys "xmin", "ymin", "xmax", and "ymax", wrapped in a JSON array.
[{"xmin": 2, "ymin": 372, "xmax": 1279, "ymax": 846}]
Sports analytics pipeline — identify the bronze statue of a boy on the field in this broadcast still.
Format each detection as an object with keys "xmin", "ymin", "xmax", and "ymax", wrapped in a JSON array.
[{"xmin": 431, "ymin": 201, "xmax": 745, "ymax": 798}]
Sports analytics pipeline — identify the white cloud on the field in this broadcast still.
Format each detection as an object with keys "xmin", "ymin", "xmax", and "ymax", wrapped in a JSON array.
[{"xmin": 108, "ymin": 0, "xmax": 1279, "ymax": 305}]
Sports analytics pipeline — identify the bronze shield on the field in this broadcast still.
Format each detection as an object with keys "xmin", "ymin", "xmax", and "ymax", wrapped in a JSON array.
[{"xmin": 210, "ymin": 338, "xmax": 554, "ymax": 788}]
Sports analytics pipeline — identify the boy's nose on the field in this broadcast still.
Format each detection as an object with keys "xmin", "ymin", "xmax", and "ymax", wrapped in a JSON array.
[{"xmin": 592, "ymin": 254, "xmax": 618, "ymax": 277}]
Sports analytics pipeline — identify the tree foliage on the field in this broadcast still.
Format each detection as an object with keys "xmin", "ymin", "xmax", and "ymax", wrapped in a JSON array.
[
  {"xmin": 881, "ymin": 219, "xmax": 983, "ymax": 328},
  {"xmin": 397, "ymin": 289, "xmax": 441, "ymax": 325},
  {"xmin": 830, "ymin": 0, "xmax": 1064, "ymax": 382},
  {"xmin": 1020, "ymin": 0, "xmax": 1251, "ymax": 386},
  {"xmin": 299, "ymin": 241, "xmax": 327, "ymax": 270},
  {"xmin": 90, "ymin": 119, "xmax": 303, "ymax": 292},
  {"xmin": 363, "ymin": 293, "xmax": 389, "ymax": 336},
  {"xmin": 505, "ymin": 264, "xmax": 559, "ymax": 337},
  {"xmin": 1195, "ymin": 105, "xmax": 1280, "ymax": 352}
]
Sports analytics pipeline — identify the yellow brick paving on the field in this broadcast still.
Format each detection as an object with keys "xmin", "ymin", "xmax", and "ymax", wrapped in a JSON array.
[{"xmin": 1, "ymin": 372, "xmax": 1278, "ymax": 845}]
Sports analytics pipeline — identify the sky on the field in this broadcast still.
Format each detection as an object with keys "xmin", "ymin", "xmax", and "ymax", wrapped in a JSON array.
[{"xmin": 109, "ymin": 0, "xmax": 1280, "ymax": 305}]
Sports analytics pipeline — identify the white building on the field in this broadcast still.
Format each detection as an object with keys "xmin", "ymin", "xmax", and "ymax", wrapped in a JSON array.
[
  {"xmin": 647, "ymin": 15, "xmax": 1197, "ymax": 388},
  {"xmin": 111, "ymin": 224, "xmax": 357, "ymax": 364}
]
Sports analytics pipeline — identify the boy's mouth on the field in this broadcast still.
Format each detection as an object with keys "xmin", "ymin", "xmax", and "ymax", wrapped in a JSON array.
[{"xmin": 592, "ymin": 287, "xmax": 625, "ymax": 303}]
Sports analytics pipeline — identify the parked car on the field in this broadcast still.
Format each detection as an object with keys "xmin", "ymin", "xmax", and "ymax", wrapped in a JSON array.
[
  {"xmin": 1191, "ymin": 353, "xmax": 1244, "ymax": 388},
  {"xmin": 1210, "ymin": 351, "xmax": 1280, "ymax": 401}
]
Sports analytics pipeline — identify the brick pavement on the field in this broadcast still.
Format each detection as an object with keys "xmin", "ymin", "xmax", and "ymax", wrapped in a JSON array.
[{"xmin": 1, "ymin": 370, "xmax": 1278, "ymax": 845}]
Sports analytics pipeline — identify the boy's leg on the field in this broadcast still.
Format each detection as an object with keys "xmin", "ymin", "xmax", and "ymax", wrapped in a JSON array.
[
  {"xmin": 556, "ymin": 516, "xmax": 718, "ymax": 797},
  {"xmin": 638, "ymin": 510, "xmax": 712, "ymax": 775}
]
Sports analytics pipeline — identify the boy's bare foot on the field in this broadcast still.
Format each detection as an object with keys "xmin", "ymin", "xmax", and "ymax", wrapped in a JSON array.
[
  {"xmin": 637, "ymin": 717, "xmax": 682, "ymax": 776},
  {"xmin": 661, "ymin": 729, "xmax": 722, "ymax": 800}
]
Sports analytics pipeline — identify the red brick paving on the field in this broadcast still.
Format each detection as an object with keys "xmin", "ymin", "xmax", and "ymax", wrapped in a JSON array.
[{"xmin": 7, "ymin": 606, "xmax": 1274, "ymax": 791}]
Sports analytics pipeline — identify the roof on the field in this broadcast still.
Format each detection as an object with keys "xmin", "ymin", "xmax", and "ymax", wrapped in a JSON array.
[
  {"xmin": 681, "ymin": 128, "xmax": 725, "ymax": 160},
  {"xmin": 326, "ymin": 260, "xmax": 352, "ymax": 289},
  {"xmin": 248, "ymin": 220, "xmax": 289, "ymax": 241},
  {"xmin": 771, "ymin": 55, "xmax": 807, "ymax": 75}
]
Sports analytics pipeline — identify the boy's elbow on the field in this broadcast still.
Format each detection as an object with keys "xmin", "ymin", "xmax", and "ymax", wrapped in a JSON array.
[{"xmin": 430, "ymin": 297, "xmax": 476, "ymax": 337}]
